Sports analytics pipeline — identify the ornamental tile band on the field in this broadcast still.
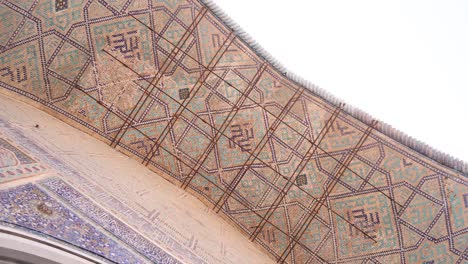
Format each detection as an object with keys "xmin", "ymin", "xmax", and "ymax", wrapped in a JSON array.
[{"xmin": 0, "ymin": 136, "xmax": 49, "ymax": 183}]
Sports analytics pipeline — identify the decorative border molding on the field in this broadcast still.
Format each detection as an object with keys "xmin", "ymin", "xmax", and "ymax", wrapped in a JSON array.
[{"xmin": 40, "ymin": 177, "xmax": 183, "ymax": 264}]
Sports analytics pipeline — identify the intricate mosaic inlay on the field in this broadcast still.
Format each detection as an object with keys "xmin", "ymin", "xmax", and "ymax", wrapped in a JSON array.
[{"xmin": 0, "ymin": 184, "xmax": 145, "ymax": 263}]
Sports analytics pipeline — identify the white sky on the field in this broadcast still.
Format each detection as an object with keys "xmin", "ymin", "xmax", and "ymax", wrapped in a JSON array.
[{"xmin": 214, "ymin": 0, "xmax": 468, "ymax": 163}]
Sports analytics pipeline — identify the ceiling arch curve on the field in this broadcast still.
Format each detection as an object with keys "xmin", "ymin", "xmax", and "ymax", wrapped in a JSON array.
[{"xmin": 0, "ymin": 0, "xmax": 466, "ymax": 263}]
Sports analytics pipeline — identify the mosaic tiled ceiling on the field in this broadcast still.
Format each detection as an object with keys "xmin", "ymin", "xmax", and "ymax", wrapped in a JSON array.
[{"xmin": 0, "ymin": 0, "xmax": 467, "ymax": 263}]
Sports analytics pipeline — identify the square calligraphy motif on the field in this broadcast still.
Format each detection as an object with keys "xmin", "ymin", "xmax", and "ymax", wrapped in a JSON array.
[
  {"xmin": 296, "ymin": 174, "xmax": 308, "ymax": 186},
  {"xmin": 179, "ymin": 88, "xmax": 190, "ymax": 100}
]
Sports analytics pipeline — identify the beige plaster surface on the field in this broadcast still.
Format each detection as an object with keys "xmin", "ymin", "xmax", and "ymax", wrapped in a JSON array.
[{"xmin": 0, "ymin": 92, "xmax": 274, "ymax": 264}]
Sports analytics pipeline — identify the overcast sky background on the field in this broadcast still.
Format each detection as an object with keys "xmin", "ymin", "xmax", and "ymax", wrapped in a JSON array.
[{"xmin": 214, "ymin": 0, "xmax": 468, "ymax": 163}]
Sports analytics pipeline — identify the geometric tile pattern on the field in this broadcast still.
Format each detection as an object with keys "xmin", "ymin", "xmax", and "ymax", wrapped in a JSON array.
[{"xmin": 0, "ymin": 0, "xmax": 467, "ymax": 263}]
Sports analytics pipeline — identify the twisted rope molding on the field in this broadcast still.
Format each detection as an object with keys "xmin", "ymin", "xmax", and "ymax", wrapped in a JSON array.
[{"xmin": 199, "ymin": 0, "xmax": 468, "ymax": 175}]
